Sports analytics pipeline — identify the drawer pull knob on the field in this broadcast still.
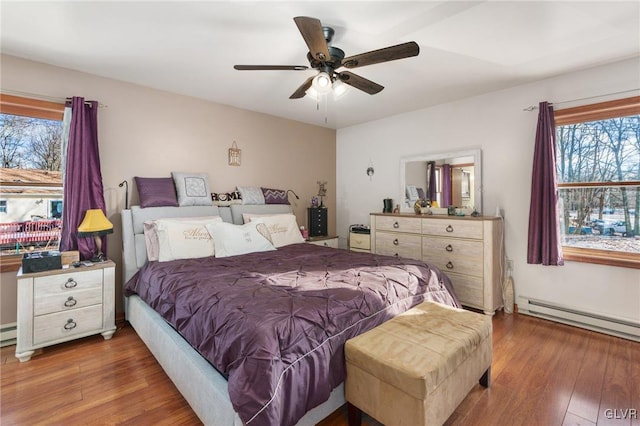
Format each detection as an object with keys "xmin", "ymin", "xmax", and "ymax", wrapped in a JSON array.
[
  {"xmin": 64, "ymin": 297, "xmax": 77, "ymax": 308},
  {"xmin": 63, "ymin": 319, "xmax": 77, "ymax": 330},
  {"xmin": 446, "ymin": 261, "xmax": 454, "ymax": 269},
  {"xmin": 446, "ymin": 225, "xmax": 454, "ymax": 233},
  {"xmin": 393, "ymin": 238, "xmax": 399, "ymax": 246},
  {"xmin": 445, "ymin": 244, "xmax": 453, "ymax": 252},
  {"xmin": 394, "ymin": 253, "xmax": 399, "ymax": 257},
  {"xmin": 64, "ymin": 278, "xmax": 78, "ymax": 289},
  {"xmin": 393, "ymin": 221, "xmax": 399, "ymax": 229}
]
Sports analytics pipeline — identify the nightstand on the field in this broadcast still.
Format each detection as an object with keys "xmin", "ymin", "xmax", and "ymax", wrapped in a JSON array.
[
  {"xmin": 349, "ymin": 232, "xmax": 371, "ymax": 253},
  {"xmin": 306, "ymin": 235, "xmax": 339, "ymax": 248},
  {"xmin": 15, "ymin": 260, "xmax": 116, "ymax": 362}
]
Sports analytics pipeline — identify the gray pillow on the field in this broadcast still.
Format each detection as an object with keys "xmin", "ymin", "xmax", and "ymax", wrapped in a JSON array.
[
  {"xmin": 237, "ymin": 186, "xmax": 265, "ymax": 205},
  {"xmin": 172, "ymin": 172, "xmax": 213, "ymax": 206}
]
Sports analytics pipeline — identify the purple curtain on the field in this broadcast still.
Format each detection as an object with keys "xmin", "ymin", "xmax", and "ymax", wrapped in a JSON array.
[
  {"xmin": 441, "ymin": 164, "xmax": 452, "ymax": 207},
  {"xmin": 527, "ymin": 101, "xmax": 564, "ymax": 266},
  {"xmin": 426, "ymin": 161, "xmax": 437, "ymax": 202},
  {"xmin": 60, "ymin": 97, "xmax": 107, "ymax": 260}
]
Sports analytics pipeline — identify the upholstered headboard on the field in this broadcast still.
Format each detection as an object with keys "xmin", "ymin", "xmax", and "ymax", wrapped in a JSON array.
[{"xmin": 121, "ymin": 204, "xmax": 293, "ymax": 284}]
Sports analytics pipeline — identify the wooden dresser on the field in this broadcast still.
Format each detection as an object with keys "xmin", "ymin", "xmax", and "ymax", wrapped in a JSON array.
[{"xmin": 370, "ymin": 213, "xmax": 503, "ymax": 315}]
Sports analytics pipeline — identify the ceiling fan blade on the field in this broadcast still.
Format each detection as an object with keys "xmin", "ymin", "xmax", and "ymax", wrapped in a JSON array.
[
  {"xmin": 234, "ymin": 65, "xmax": 308, "ymax": 71},
  {"xmin": 338, "ymin": 71, "xmax": 384, "ymax": 95},
  {"xmin": 342, "ymin": 41, "xmax": 420, "ymax": 69},
  {"xmin": 293, "ymin": 16, "xmax": 331, "ymax": 62},
  {"xmin": 289, "ymin": 76, "xmax": 314, "ymax": 99}
]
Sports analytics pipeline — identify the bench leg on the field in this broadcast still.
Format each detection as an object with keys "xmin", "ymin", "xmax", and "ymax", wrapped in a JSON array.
[
  {"xmin": 347, "ymin": 402, "xmax": 362, "ymax": 426},
  {"xmin": 479, "ymin": 366, "xmax": 491, "ymax": 387}
]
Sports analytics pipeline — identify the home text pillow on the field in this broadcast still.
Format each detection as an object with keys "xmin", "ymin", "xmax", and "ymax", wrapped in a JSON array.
[
  {"xmin": 144, "ymin": 216, "xmax": 222, "ymax": 262},
  {"xmin": 237, "ymin": 186, "xmax": 265, "ymax": 205},
  {"xmin": 211, "ymin": 190, "xmax": 242, "ymax": 206},
  {"xmin": 205, "ymin": 220, "xmax": 275, "ymax": 258},
  {"xmin": 172, "ymin": 172, "xmax": 213, "ymax": 206},
  {"xmin": 242, "ymin": 213, "xmax": 305, "ymax": 247},
  {"xmin": 134, "ymin": 177, "xmax": 179, "ymax": 208},
  {"xmin": 261, "ymin": 187, "xmax": 289, "ymax": 204}
]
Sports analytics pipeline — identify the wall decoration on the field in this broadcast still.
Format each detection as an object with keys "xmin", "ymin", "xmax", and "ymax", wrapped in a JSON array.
[{"xmin": 228, "ymin": 141, "xmax": 241, "ymax": 166}]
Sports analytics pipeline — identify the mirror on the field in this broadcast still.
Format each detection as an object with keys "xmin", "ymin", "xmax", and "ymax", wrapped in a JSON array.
[{"xmin": 400, "ymin": 149, "xmax": 482, "ymax": 213}]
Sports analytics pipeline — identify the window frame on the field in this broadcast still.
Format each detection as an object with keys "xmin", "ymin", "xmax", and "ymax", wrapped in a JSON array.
[
  {"xmin": 554, "ymin": 95, "xmax": 640, "ymax": 269},
  {"xmin": 0, "ymin": 94, "xmax": 65, "ymax": 273}
]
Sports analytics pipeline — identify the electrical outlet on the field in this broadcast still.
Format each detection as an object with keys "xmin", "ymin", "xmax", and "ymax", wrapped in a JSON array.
[{"xmin": 506, "ymin": 258, "xmax": 514, "ymax": 272}]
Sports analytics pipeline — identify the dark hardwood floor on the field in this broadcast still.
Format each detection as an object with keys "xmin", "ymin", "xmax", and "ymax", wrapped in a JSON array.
[{"xmin": 1, "ymin": 311, "xmax": 638, "ymax": 425}]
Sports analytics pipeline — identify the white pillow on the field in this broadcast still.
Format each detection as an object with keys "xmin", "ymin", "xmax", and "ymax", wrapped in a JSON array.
[
  {"xmin": 243, "ymin": 213, "xmax": 305, "ymax": 247},
  {"xmin": 144, "ymin": 216, "xmax": 222, "ymax": 261},
  {"xmin": 237, "ymin": 186, "xmax": 265, "ymax": 205},
  {"xmin": 172, "ymin": 172, "xmax": 213, "ymax": 206},
  {"xmin": 205, "ymin": 220, "xmax": 276, "ymax": 258},
  {"xmin": 156, "ymin": 217, "xmax": 224, "ymax": 262}
]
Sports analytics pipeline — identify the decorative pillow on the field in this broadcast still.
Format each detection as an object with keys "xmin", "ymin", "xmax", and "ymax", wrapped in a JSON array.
[
  {"xmin": 242, "ymin": 213, "xmax": 305, "ymax": 247},
  {"xmin": 205, "ymin": 220, "xmax": 275, "ymax": 258},
  {"xmin": 211, "ymin": 190, "xmax": 242, "ymax": 206},
  {"xmin": 416, "ymin": 187, "xmax": 426, "ymax": 201},
  {"xmin": 237, "ymin": 186, "xmax": 265, "ymax": 205},
  {"xmin": 143, "ymin": 216, "xmax": 222, "ymax": 262},
  {"xmin": 172, "ymin": 172, "xmax": 213, "ymax": 206},
  {"xmin": 134, "ymin": 177, "xmax": 179, "ymax": 208},
  {"xmin": 261, "ymin": 187, "xmax": 289, "ymax": 205}
]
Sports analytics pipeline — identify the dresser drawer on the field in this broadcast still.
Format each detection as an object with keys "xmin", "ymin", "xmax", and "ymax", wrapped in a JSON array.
[
  {"xmin": 422, "ymin": 237, "xmax": 484, "ymax": 277},
  {"xmin": 33, "ymin": 305, "xmax": 104, "ymax": 345},
  {"xmin": 445, "ymin": 272, "xmax": 484, "ymax": 309},
  {"xmin": 375, "ymin": 231, "xmax": 422, "ymax": 260},
  {"xmin": 349, "ymin": 232, "xmax": 371, "ymax": 251},
  {"xmin": 375, "ymin": 216, "xmax": 422, "ymax": 234},
  {"xmin": 422, "ymin": 219, "xmax": 483, "ymax": 239}
]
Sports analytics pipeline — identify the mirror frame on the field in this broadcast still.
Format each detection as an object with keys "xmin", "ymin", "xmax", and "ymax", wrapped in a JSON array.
[{"xmin": 399, "ymin": 148, "xmax": 482, "ymax": 213}]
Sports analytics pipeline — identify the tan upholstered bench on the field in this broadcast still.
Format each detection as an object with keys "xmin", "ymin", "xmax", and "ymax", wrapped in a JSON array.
[{"xmin": 345, "ymin": 301, "xmax": 492, "ymax": 426}]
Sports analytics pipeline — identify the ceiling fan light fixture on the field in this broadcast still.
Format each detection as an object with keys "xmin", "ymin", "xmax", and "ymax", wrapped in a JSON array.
[
  {"xmin": 332, "ymin": 79, "xmax": 348, "ymax": 100},
  {"xmin": 312, "ymin": 72, "xmax": 332, "ymax": 94}
]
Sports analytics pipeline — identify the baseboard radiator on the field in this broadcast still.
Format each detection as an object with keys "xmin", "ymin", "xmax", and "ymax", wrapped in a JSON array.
[
  {"xmin": 0, "ymin": 323, "xmax": 17, "ymax": 347},
  {"xmin": 517, "ymin": 296, "xmax": 640, "ymax": 342}
]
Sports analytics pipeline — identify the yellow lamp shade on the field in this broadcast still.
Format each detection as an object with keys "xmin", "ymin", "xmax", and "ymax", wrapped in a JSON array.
[{"xmin": 77, "ymin": 209, "xmax": 113, "ymax": 236}]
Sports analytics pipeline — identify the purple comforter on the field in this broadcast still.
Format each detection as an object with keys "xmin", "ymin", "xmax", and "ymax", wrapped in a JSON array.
[{"xmin": 125, "ymin": 243, "xmax": 459, "ymax": 425}]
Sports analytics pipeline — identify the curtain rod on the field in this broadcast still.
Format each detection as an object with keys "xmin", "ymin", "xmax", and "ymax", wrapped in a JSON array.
[
  {"xmin": 522, "ymin": 88, "xmax": 640, "ymax": 111},
  {"xmin": 0, "ymin": 89, "xmax": 107, "ymax": 108}
]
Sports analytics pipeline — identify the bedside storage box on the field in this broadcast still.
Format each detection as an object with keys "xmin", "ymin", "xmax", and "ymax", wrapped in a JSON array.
[{"xmin": 22, "ymin": 251, "xmax": 62, "ymax": 274}]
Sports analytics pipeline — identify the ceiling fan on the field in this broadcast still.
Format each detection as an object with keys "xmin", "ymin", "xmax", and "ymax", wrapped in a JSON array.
[{"xmin": 234, "ymin": 16, "xmax": 420, "ymax": 99}]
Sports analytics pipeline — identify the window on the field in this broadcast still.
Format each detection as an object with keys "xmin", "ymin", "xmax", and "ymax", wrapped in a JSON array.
[
  {"xmin": 0, "ymin": 94, "xmax": 65, "ymax": 272},
  {"xmin": 555, "ymin": 96, "xmax": 640, "ymax": 268}
]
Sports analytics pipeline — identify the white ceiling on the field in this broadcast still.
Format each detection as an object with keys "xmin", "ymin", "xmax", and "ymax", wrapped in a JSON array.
[{"xmin": 2, "ymin": 1, "xmax": 639, "ymax": 129}]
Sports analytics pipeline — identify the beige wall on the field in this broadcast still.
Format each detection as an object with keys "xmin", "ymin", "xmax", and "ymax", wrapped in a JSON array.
[{"xmin": 1, "ymin": 54, "xmax": 336, "ymax": 322}]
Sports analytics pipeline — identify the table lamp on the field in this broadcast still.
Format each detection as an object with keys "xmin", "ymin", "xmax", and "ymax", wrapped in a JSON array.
[{"xmin": 77, "ymin": 209, "xmax": 113, "ymax": 262}]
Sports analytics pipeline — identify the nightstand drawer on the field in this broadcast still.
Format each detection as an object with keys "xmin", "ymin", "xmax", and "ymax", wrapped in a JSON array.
[
  {"xmin": 34, "ymin": 269, "xmax": 103, "ymax": 294},
  {"xmin": 349, "ymin": 232, "xmax": 371, "ymax": 251},
  {"xmin": 34, "ymin": 287, "xmax": 103, "ymax": 316},
  {"xmin": 33, "ymin": 305, "xmax": 104, "ymax": 345}
]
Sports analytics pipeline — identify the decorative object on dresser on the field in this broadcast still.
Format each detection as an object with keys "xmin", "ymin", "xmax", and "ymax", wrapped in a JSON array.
[
  {"xmin": 308, "ymin": 207, "xmax": 328, "ymax": 237},
  {"xmin": 77, "ymin": 209, "xmax": 113, "ymax": 262},
  {"xmin": 370, "ymin": 213, "xmax": 503, "ymax": 314},
  {"xmin": 15, "ymin": 260, "xmax": 116, "ymax": 362}
]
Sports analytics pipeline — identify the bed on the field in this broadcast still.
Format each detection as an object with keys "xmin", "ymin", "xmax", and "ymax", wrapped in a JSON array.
[{"xmin": 121, "ymin": 204, "xmax": 460, "ymax": 425}]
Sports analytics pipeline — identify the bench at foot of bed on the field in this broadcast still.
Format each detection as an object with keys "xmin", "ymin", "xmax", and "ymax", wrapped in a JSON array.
[{"xmin": 345, "ymin": 301, "xmax": 492, "ymax": 426}]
